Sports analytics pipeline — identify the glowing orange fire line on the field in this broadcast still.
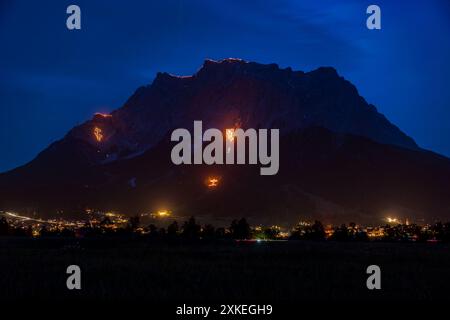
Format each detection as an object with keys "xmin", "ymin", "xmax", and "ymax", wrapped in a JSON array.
[{"xmin": 94, "ymin": 127, "xmax": 103, "ymax": 142}]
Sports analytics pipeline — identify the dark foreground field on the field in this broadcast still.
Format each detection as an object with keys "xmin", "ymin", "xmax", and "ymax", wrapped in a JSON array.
[{"xmin": 1, "ymin": 238, "xmax": 450, "ymax": 302}]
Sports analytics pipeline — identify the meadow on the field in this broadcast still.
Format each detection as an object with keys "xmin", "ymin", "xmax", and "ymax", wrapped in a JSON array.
[{"xmin": 1, "ymin": 238, "xmax": 449, "ymax": 302}]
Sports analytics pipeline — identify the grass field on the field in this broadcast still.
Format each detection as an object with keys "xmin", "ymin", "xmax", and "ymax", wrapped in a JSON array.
[{"xmin": 1, "ymin": 238, "xmax": 449, "ymax": 302}]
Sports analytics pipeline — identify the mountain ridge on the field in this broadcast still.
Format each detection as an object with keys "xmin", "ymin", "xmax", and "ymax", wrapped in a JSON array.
[{"xmin": 61, "ymin": 58, "xmax": 418, "ymax": 166}]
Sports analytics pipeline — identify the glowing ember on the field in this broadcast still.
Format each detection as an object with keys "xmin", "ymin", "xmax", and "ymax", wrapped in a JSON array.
[
  {"xmin": 94, "ymin": 127, "xmax": 103, "ymax": 142},
  {"xmin": 226, "ymin": 128, "xmax": 235, "ymax": 142},
  {"xmin": 207, "ymin": 177, "xmax": 220, "ymax": 188},
  {"xmin": 226, "ymin": 129, "xmax": 235, "ymax": 154}
]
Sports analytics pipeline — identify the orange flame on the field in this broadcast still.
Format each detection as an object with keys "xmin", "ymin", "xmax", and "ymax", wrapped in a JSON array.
[
  {"xmin": 207, "ymin": 177, "xmax": 220, "ymax": 188},
  {"xmin": 226, "ymin": 128, "xmax": 235, "ymax": 142},
  {"xmin": 226, "ymin": 129, "xmax": 235, "ymax": 154},
  {"xmin": 94, "ymin": 127, "xmax": 103, "ymax": 142}
]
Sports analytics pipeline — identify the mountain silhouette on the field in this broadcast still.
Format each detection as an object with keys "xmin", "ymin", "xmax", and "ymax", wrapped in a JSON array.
[{"xmin": 1, "ymin": 58, "xmax": 448, "ymax": 225}]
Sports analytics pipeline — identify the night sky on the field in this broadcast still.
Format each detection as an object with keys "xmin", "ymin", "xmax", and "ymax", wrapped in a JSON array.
[{"xmin": 1, "ymin": 0, "xmax": 449, "ymax": 172}]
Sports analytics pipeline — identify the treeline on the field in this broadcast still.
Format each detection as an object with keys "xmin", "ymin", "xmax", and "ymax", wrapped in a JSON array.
[
  {"xmin": 0, "ymin": 217, "xmax": 34, "ymax": 237},
  {"xmin": 2, "ymin": 216, "xmax": 450, "ymax": 243},
  {"xmin": 291, "ymin": 221, "xmax": 450, "ymax": 242},
  {"xmin": 0, "ymin": 216, "xmax": 255, "ymax": 241}
]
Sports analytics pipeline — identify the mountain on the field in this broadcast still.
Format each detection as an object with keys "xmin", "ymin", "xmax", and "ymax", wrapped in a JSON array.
[
  {"xmin": 66, "ymin": 58, "xmax": 417, "ymax": 163},
  {"xmin": 1, "ymin": 58, "xmax": 449, "ymax": 225}
]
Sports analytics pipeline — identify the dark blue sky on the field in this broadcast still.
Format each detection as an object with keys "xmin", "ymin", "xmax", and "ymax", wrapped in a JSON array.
[{"xmin": 1, "ymin": 0, "xmax": 450, "ymax": 172}]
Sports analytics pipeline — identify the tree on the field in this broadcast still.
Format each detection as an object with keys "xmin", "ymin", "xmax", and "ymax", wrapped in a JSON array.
[
  {"xmin": 215, "ymin": 227, "xmax": 227, "ymax": 239},
  {"xmin": 0, "ymin": 217, "xmax": 9, "ymax": 236},
  {"xmin": 443, "ymin": 223, "xmax": 450, "ymax": 242},
  {"xmin": 202, "ymin": 224, "xmax": 216, "ymax": 240},
  {"xmin": 147, "ymin": 224, "xmax": 158, "ymax": 237},
  {"xmin": 264, "ymin": 226, "xmax": 280, "ymax": 240},
  {"xmin": 158, "ymin": 227, "xmax": 167, "ymax": 238},
  {"xmin": 40, "ymin": 225, "xmax": 50, "ymax": 237},
  {"xmin": 167, "ymin": 221, "xmax": 179, "ymax": 238},
  {"xmin": 330, "ymin": 224, "xmax": 350, "ymax": 241},
  {"xmin": 310, "ymin": 220, "xmax": 326, "ymax": 240},
  {"xmin": 182, "ymin": 216, "xmax": 201, "ymax": 240},
  {"xmin": 230, "ymin": 218, "xmax": 251, "ymax": 239},
  {"xmin": 354, "ymin": 231, "xmax": 369, "ymax": 242}
]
